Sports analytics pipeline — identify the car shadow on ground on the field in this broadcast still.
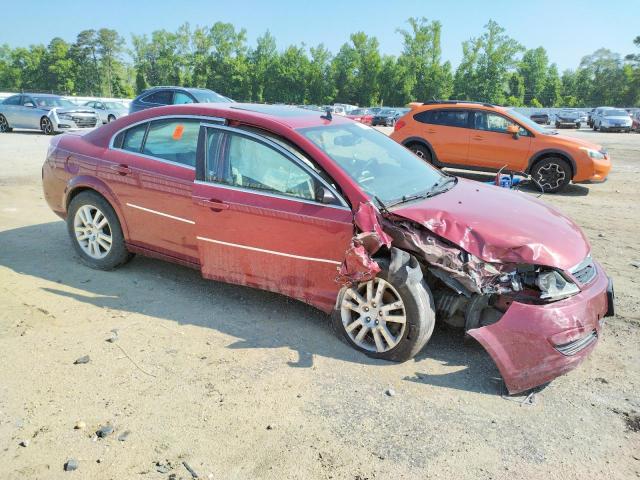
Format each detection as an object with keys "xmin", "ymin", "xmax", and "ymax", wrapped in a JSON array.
[
  {"xmin": 448, "ymin": 170, "xmax": 590, "ymax": 197},
  {"xmin": 0, "ymin": 221, "xmax": 503, "ymax": 395}
]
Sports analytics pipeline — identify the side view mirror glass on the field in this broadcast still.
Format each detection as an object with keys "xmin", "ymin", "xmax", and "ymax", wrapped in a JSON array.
[{"xmin": 24, "ymin": 102, "xmax": 35, "ymax": 108}]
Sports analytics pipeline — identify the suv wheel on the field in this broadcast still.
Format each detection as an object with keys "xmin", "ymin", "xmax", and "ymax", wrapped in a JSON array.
[
  {"xmin": 67, "ymin": 191, "xmax": 133, "ymax": 270},
  {"xmin": 332, "ymin": 256, "xmax": 435, "ymax": 362},
  {"xmin": 531, "ymin": 157, "xmax": 571, "ymax": 193},
  {"xmin": 408, "ymin": 143, "xmax": 434, "ymax": 165}
]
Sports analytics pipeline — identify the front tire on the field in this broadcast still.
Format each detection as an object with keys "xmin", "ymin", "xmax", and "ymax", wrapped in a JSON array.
[
  {"xmin": 0, "ymin": 114, "xmax": 12, "ymax": 132},
  {"xmin": 107, "ymin": 114, "xmax": 116, "ymax": 123},
  {"xmin": 332, "ymin": 255, "xmax": 435, "ymax": 362},
  {"xmin": 66, "ymin": 191, "xmax": 132, "ymax": 270},
  {"xmin": 531, "ymin": 157, "xmax": 572, "ymax": 193},
  {"xmin": 575, "ymin": 122, "xmax": 581, "ymax": 129},
  {"xmin": 40, "ymin": 117, "xmax": 54, "ymax": 135}
]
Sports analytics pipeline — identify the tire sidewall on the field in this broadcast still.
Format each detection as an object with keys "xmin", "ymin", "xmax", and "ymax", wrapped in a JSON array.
[
  {"xmin": 332, "ymin": 258, "xmax": 435, "ymax": 362},
  {"xmin": 409, "ymin": 144, "xmax": 433, "ymax": 164},
  {"xmin": 66, "ymin": 191, "xmax": 130, "ymax": 270}
]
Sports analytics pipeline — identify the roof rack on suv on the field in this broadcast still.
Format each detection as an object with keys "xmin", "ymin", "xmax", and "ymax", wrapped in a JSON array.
[{"xmin": 422, "ymin": 100, "xmax": 496, "ymax": 108}]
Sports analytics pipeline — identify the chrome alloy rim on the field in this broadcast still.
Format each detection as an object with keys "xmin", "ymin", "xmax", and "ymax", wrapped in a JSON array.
[
  {"xmin": 412, "ymin": 148, "xmax": 425, "ymax": 159},
  {"xmin": 537, "ymin": 163, "xmax": 566, "ymax": 190},
  {"xmin": 41, "ymin": 117, "xmax": 53, "ymax": 134},
  {"xmin": 74, "ymin": 205, "xmax": 112, "ymax": 259},
  {"xmin": 340, "ymin": 277, "xmax": 406, "ymax": 353},
  {"xmin": 0, "ymin": 115, "xmax": 8, "ymax": 132}
]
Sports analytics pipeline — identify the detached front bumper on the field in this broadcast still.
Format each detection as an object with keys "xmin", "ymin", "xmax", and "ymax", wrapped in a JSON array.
[{"xmin": 468, "ymin": 261, "xmax": 613, "ymax": 394}]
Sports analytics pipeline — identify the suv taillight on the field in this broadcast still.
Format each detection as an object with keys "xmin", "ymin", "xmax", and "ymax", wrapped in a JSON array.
[{"xmin": 394, "ymin": 119, "xmax": 406, "ymax": 131}]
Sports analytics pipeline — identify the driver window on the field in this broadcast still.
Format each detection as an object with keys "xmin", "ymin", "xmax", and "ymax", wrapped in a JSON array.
[
  {"xmin": 222, "ymin": 134, "xmax": 316, "ymax": 201},
  {"xmin": 474, "ymin": 112, "xmax": 527, "ymax": 136},
  {"xmin": 173, "ymin": 92, "xmax": 194, "ymax": 105}
]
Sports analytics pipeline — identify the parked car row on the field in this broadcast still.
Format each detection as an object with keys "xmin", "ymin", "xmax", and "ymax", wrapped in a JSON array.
[{"xmin": 41, "ymin": 102, "xmax": 614, "ymax": 395}]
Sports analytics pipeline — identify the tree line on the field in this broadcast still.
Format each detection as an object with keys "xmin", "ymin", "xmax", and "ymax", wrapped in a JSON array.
[{"xmin": 0, "ymin": 18, "xmax": 638, "ymax": 107}]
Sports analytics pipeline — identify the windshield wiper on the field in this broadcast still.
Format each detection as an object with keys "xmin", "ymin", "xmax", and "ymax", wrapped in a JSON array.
[{"xmin": 385, "ymin": 175, "xmax": 458, "ymax": 209}]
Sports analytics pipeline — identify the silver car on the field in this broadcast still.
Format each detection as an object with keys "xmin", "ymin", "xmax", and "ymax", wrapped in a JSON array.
[
  {"xmin": 593, "ymin": 107, "xmax": 633, "ymax": 133},
  {"xmin": 0, "ymin": 93, "xmax": 99, "ymax": 134},
  {"xmin": 83, "ymin": 100, "xmax": 128, "ymax": 124}
]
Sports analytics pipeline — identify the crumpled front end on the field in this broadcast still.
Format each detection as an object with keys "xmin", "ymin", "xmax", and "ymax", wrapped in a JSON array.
[
  {"xmin": 335, "ymin": 196, "xmax": 613, "ymax": 394},
  {"xmin": 468, "ymin": 262, "xmax": 610, "ymax": 393}
]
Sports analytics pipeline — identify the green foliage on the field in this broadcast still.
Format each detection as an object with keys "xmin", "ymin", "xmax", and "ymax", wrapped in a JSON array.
[{"xmin": 0, "ymin": 21, "xmax": 637, "ymax": 107}]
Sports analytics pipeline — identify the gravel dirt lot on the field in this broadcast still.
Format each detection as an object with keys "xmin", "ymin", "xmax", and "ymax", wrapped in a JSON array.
[{"xmin": 0, "ymin": 127, "xmax": 639, "ymax": 479}]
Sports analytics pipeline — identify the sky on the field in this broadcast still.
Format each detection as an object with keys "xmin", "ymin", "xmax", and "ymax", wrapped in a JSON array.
[{"xmin": 1, "ymin": 0, "xmax": 638, "ymax": 71}]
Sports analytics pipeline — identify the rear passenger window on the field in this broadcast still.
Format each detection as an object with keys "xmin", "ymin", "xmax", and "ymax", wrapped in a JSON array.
[
  {"xmin": 414, "ymin": 109, "xmax": 468, "ymax": 128},
  {"xmin": 121, "ymin": 123, "xmax": 148, "ymax": 152},
  {"xmin": 2, "ymin": 95, "xmax": 21, "ymax": 105},
  {"xmin": 142, "ymin": 90, "xmax": 173, "ymax": 105},
  {"xmin": 142, "ymin": 119, "xmax": 200, "ymax": 167}
]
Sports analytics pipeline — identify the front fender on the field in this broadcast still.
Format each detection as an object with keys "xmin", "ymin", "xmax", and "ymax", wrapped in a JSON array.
[{"xmin": 64, "ymin": 176, "xmax": 129, "ymax": 239}]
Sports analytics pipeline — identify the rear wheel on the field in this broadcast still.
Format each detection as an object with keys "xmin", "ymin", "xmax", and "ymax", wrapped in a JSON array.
[
  {"xmin": 531, "ymin": 157, "xmax": 572, "ymax": 193},
  {"xmin": 408, "ymin": 143, "xmax": 434, "ymax": 165},
  {"xmin": 40, "ymin": 117, "xmax": 54, "ymax": 135},
  {"xmin": 66, "ymin": 191, "xmax": 132, "ymax": 270},
  {"xmin": 575, "ymin": 122, "xmax": 581, "ymax": 129},
  {"xmin": 332, "ymin": 256, "xmax": 435, "ymax": 362},
  {"xmin": 0, "ymin": 114, "xmax": 12, "ymax": 132},
  {"xmin": 555, "ymin": 122, "xmax": 561, "ymax": 128}
]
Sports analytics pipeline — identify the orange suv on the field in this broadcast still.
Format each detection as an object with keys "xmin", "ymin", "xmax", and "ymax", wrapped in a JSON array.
[{"xmin": 390, "ymin": 101, "xmax": 611, "ymax": 192}]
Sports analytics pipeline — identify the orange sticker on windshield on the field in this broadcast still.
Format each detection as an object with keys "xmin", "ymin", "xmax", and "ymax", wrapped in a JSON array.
[{"xmin": 172, "ymin": 124, "xmax": 184, "ymax": 140}]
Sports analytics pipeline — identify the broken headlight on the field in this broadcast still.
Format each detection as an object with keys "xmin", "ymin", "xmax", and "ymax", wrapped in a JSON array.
[{"xmin": 536, "ymin": 270, "xmax": 579, "ymax": 301}]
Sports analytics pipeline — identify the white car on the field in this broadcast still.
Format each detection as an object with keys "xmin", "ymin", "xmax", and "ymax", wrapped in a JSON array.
[
  {"xmin": 0, "ymin": 93, "xmax": 98, "ymax": 134},
  {"xmin": 83, "ymin": 100, "xmax": 128, "ymax": 124},
  {"xmin": 593, "ymin": 108, "xmax": 633, "ymax": 133}
]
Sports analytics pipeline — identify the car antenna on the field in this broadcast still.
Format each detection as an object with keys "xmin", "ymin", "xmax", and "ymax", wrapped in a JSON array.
[{"xmin": 321, "ymin": 108, "xmax": 332, "ymax": 121}]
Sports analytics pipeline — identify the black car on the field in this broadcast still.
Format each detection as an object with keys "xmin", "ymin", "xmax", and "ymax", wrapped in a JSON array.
[
  {"xmin": 371, "ymin": 108, "xmax": 406, "ymax": 126},
  {"xmin": 529, "ymin": 112, "xmax": 550, "ymax": 125},
  {"xmin": 129, "ymin": 86, "xmax": 233, "ymax": 114}
]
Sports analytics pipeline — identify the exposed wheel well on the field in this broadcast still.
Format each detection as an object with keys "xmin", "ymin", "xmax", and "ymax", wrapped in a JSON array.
[
  {"xmin": 66, "ymin": 187, "xmax": 104, "ymax": 210},
  {"xmin": 528, "ymin": 153, "xmax": 575, "ymax": 179},
  {"xmin": 404, "ymin": 140, "xmax": 434, "ymax": 157}
]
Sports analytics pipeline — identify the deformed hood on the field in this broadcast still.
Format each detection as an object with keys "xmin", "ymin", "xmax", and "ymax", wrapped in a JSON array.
[{"xmin": 390, "ymin": 178, "xmax": 589, "ymax": 270}]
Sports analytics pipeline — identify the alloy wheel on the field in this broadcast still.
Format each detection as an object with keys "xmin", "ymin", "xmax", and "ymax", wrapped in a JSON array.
[
  {"xmin": 40, "ymin": 117, "xmax": 53, "ymax": 134},
  {"xmin": 536, "ymin": 163, "xmax": 566, "ymax": 191},
  {"xmin": 412, "ymin": 148, "xmax": 425, "ymax": 159},
  {"xmin": 340, "ymin": 277, "xmax": 406, "ymax": 353},
  {"xmin": 0, "ymin": 115, "xmax": 8, "ymax": 132},
  {"xmin": 73, "ymin": 204, "xmax": 112, "ymax": 259}
]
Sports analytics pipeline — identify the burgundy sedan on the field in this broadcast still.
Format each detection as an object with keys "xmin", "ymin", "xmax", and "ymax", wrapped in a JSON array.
[{"xmin": 42, "ymin": 103, "xmax": 614, "ymax": 394}]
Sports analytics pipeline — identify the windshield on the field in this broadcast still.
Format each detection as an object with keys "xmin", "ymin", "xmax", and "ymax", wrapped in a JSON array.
[
  {"xmin": 190, "ymin": 89, "xmax": 233, "ymax": 103},
  {"xmin": 104, "ymin": 101, "xmax": 127, "ymax": 109},
  {"xmin": 605, "ymin": 109, "xmax": 628, "ymax": 116},
  {"xmin": 32, "ymin": 96, "xmax": 76, "ymax": 108},
  {"xmin": 298, "ymin": 123, "xmax": 446, "ymax": 204},
  {"xmin": 507, "ymin": 109, "xmax": 547, "ymax": 134}
]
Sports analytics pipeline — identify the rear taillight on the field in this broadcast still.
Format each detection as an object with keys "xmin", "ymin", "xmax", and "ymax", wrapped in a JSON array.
[{"xmin": 394, "ymin": 119, "xmax": 406, "ymax": 131}]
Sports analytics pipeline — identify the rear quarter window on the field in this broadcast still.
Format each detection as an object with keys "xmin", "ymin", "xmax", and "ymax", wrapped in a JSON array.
[
  {"xmin": 141, "ymin": 90, "xmax": 173, "ymax": 105},
  {"xmin": 414, "ymin": 109, "xmax": 468, "ymax": 128}
]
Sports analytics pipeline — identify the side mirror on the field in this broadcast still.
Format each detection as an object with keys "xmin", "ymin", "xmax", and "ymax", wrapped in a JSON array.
[
  {"xmin": 506, "ymin": 124, "xmax": 519, "ymax": 138},
  {"xmin": 316, "ymin": 185, "xmax": 338, "ymax": 205},
  {"xmin": 24, "ymin": 102, "xmax": 35, "ymax": 108}
]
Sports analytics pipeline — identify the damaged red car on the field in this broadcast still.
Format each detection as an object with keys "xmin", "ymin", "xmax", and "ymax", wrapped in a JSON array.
[{"xmin": 42, "ymin": 104, "xmax": 614, "ymax": 394}]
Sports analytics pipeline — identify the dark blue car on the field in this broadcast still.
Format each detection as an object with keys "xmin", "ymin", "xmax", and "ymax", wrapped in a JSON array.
[{"xmin": 129, "ymin": 86, "xmax": 233, "ymax": 114}]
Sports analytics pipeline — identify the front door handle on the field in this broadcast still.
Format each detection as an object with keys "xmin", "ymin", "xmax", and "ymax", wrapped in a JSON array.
[
  {"xmin": 471, "ymin": 135, "xmax": 484, "ymax": 141},
  {"xmin": 110, "ymin": 164, "xmax": 132, "ymax": 175},
  {"xmin": 194, "ymin": 197, "xmax": 229, "ymax": 210}
]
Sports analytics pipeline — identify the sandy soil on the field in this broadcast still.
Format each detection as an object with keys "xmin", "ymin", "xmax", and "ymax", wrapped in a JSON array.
[{"xmin": 0, "ymin": 127, "xmax": 638, "ymax": 479}]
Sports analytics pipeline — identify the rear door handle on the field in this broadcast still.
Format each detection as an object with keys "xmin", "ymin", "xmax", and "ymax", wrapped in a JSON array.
[
  {"xmin": 194, "ymin": 198, "xmax": 229, "ymax": 210},
  {"xmin": 110, "ymin": 164, "xmax": 132, "ymax": 175},
  {"xmin": 472, "ymin": 135, "xmax": 484, "ymax": 141},
  {"xmin": 426, "ymin": 129, "xmax": 436, "ymax": 134}
]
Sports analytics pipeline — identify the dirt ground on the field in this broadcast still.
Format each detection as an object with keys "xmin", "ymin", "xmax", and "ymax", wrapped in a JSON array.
[{"xmin": 0, "ymin": 126, "xmax": 639, "ymax": 480}]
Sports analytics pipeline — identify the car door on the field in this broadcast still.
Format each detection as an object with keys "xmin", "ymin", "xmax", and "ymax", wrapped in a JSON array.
[
  {"xmin": 192, "ymin": 125, "xmax": 354, "ymax": 309},
  {"xmin": 94, "ymin": 102, "xmax": 107, "ymax": 123},
  {"xmin": 412, "ymin": 109, "xmax": 471, "ymax": 165},
  {"xmin": 1, "ymin": 95, "xmax": 22, "ymax": 127},
  {"xmin": 104, "ymin": 116, "xmax": 217, "ymax": 263},
  {"xmin": 467, "ymin": 110, "xmax": 532, "ymax": 171},
  {"xmin": 20, "ymin": 95, "xmax": 43, "ymax": 129}
]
